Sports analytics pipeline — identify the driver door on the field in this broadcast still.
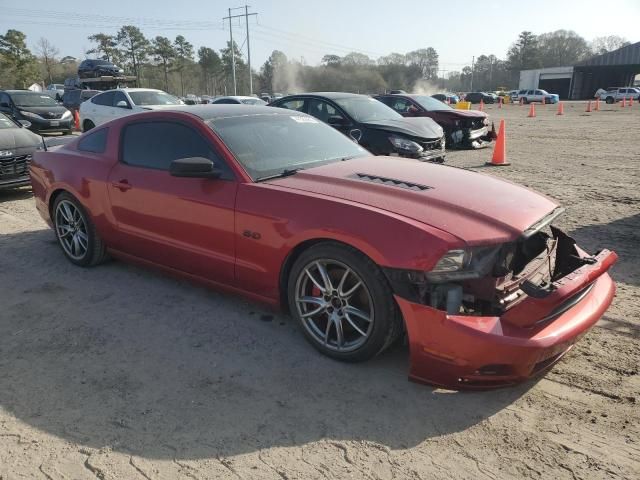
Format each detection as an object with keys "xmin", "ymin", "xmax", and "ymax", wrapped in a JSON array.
[{"xmin": 107, "ymin": 119, "xmax": 238, "ymax": 285}]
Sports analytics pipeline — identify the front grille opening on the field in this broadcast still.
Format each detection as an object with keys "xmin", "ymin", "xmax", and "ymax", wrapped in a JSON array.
[
  {"xmin": 351, "ymin": 173, "xmax": 432, "ymax": 191},
  {"xmin": 0, "ymin": 154, "xmax": 32, "ymax": 179}
]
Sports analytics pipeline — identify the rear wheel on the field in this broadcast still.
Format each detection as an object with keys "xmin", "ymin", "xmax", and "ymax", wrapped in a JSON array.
[
  {"xmin": 288, "ymin": 242, "xmax": 402, "ymax": 362},
  {"xmin": 83, "ymin": 120, "xmax": 95, "ymax": 132},
  {"xmin": 53, "ymin": 193, "xmax": 108, "ymax": 267},
  {"xmin": 605, "ymin": 96, "xmax": 614, "ymax": 104}
]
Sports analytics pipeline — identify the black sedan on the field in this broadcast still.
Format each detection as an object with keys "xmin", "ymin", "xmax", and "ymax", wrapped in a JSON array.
[
  {"xmin": 0, "ymin": 113, "xmax": 42, "ymax": 190},
  {"xmin": 0, "ymin": 90, "xmax": 73, "ymax": 134},
  {"xmin": 464, "ymin": 92, "xmax": 495, "ymax": 104},
  {"xmin": 270, "ymin": 92, "xmax": 445, "ymax": 163},
  {"xmin": 78, "ymin": 59, "xmax": 125, "ymax": 78}
]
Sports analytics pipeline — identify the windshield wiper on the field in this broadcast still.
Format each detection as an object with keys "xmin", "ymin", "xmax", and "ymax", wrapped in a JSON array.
[{"xmin": 255, "ymin": 168, "xmax": 301, "ymax": 182}]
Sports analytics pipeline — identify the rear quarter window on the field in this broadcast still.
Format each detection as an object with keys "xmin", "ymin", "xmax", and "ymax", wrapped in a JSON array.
[{"xmin": 77, "ymin": 128, "xmax": 108, "ymax": 154}]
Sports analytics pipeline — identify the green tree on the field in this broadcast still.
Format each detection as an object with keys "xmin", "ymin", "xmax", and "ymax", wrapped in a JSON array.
[
  {"xmin": 406, "ymin": 48, "xmax": 439, "ymax": 79},
  {"xmin": 507, "ymin": 31, "xmax": 541, "ymax": 71},
  {"xmin": 174, "ymin": 35, "xmax": 194, "ymax": 96},
  {"xmin": 260, "ymin": 50, "xmax": 288, "ymax": 93},
  {"xmin": 537, "ymin": 30, "xmax": 590, "ymax": 67},
  {"xmin": 152, "ymin": 36, "xmax": 176, "ymax": 92},
  {"xmin": 590, "ymin": 35, "xmax": 631, "ymax": 55},
  {"xmin": 87, "ymin": 33, "xmax": 119, "ymax": 62},
  {"xmin": 220, "ymin": 41, "xmax": 245, "ymax": 94},
  {"xmin": 116, "ymin": 25, "xmax": 150, "ymax": 85},
  {"xmin": 198, "ymin": 46, "xmax": 222, "ymax": 95},
  {"xmin": 321, "ymin": 54, "xmax": 341, "ymax": 66},
  {"xmin": 0, "ymin": 29, "xmax": 39, "ymax": 88}
]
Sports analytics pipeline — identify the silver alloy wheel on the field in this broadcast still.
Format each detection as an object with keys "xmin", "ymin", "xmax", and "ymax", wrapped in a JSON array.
[
  {"xmin": 55, "ymin": 200, "xmax": 89, "ymax": 260},
  {"xmin": 295, "ymin": 259, "xmax": 374, "ymax": 352}
]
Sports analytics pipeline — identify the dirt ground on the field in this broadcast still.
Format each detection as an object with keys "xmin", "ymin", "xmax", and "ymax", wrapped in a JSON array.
[{"xmin": 0, "ymin": 100, "xmax": 638, "ymax": 480}]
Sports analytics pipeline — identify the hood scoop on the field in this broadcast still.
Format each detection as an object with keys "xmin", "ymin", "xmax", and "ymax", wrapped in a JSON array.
[{"xmin": 351, "ymin": 172, "xmax": 432, "ymax": 192}]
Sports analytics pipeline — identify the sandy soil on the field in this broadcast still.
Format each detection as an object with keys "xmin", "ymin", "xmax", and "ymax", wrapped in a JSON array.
[{"xmin": 0, "ymin": 100, "xmax": 638, "ymax": 480}]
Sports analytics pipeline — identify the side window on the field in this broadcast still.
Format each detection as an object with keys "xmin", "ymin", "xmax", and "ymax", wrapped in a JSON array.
[
  {"xmin": 213, "ymin": 98, "xmax": 239, "ymax": 104},
  {"xmin": 535, "ymin": 90, "xmax": 543, "ymax": 95},
  {"xmin": 307, "ymin": 99, "xmax": 342, "ymax": 122},
  {"xmin": 92, "ymin": 91, "xmax": 115, "ymax": 106},
  {"xmin": 121, "ymin": 121, "xmax": 233, "ymax": 179},
  {"xmin": 78, "ymin": 128, "xmax": 108, "ymax": 153},
  {"xmin": 278, "ymin": 99, "xmax": 305, "ymax": 111},
  {"xmin": 390, "ymin": 98, "xmax": 412, "ymax": 113},
  {"xmin": 0, "ymin": 93, "xmax": 9, "ymax": 106},
  {"xmin": 112, "ymin": 91, "xmax": 129, "ymax": 107}
]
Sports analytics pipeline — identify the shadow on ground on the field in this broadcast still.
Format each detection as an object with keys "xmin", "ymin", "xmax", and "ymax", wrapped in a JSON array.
[
  {"xmin": 0, "ymin": 227, "xmax": 531, "ymax": 460},
  {"xmin": 0, "ymin": 187, "xmax": 32, "ymax": 203}
]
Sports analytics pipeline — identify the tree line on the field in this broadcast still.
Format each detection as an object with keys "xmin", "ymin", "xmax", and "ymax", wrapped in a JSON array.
[{"xmin": 0, "ymin": 26, "xmax": 632, "ymax": 95}]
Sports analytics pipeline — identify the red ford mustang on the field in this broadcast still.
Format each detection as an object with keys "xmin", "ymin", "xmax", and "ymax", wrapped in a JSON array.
[{"xmin": 30, "ymin": 105, "xmax": 617, "ymax": 389}]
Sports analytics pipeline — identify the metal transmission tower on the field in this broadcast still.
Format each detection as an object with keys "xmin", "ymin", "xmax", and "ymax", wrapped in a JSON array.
[{"xmin": 223, "ymin": 5, "xmax": 258, "ymax": 95}]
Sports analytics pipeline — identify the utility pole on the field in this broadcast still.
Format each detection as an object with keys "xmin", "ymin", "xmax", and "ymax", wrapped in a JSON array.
[
  {"xmin": 470, "ymin": 56, "xmax": 475, "ymax": 91},
  {"xmin": 223, "ymin": 6, "xmax": 258, "ymax": 96}
]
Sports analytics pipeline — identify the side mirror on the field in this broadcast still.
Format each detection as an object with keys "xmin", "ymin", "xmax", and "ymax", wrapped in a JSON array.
[
  {"xmin": 116, "ymin": 100, "xmax": 130, "ymax": 109},
  {"xmin": 169, "ymin": 157, "xmax": 222, "ymax": 178},
  {"xmin": 18, "ymin": 120, "xmax": 32, "ymax": 129},
  {"xmin": 328, "ymin": 115, "xmax": 350, "ymax": 127}
]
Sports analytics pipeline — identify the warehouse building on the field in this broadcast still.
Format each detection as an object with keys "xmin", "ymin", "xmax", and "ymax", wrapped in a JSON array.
[{"xmin": 519, "ymin": 41, "xmax": 640, "ymax": 99}]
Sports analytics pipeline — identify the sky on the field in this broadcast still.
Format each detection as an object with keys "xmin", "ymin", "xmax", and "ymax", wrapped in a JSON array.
[{"xmin": 2, "ymin": 0, "xmax": 639, "ymax": 71}]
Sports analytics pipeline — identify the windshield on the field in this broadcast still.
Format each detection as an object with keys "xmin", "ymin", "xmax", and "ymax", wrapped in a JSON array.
[
  {"xmin": 414, "ymin": 95, "xmax": 452, "ymax": 111},
  {"xmin": 11, "ymin": 92, "xmax": 59, "ymax": 107},
  {"xmin": 0, "ymin": 113, "xmax": 18, "ymax": 129},
  {"xmin": 128, "ymin": 91, "xmax": 181, "ymax": 106},
  {"xmin": 241, "ymin": 98, "xmax": 267, "ymax": 105},
  {"xmin": 207, "ymin": 113, "xmax": 368, "ymax": 180},
  {"xmin": 334, "ymin": 96, "xmax": 402, "ymax": 122}
]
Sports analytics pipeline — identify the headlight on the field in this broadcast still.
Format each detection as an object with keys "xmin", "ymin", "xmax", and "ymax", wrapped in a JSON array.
[
  {"xmin": 20, "ymin": 110, "xmax": 41, "ymax": 119},
  {"xmin": 426, "ymin": 245, "xmax": 502, "ymax": 282},
  {"xmin": 389, "ymin": 135, "xmax": 423, "ymax": 154},
  {"xmin": 61, "ymin": 110, "xmax": 72, "ymax": 120}
]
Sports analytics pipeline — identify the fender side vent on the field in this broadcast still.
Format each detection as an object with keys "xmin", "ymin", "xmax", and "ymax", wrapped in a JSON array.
[{"xmin": 351, "ymin": 173, "xmax": 432, "ymax": 191}]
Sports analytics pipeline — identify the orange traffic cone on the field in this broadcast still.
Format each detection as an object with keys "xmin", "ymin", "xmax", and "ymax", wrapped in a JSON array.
[
  {"xmin": 527, "ymin": 103, "xmax": 536, "ymax": 117},
  {"xmin": 479, "ymin": 99, "xmax": 484, "ymax": 111},
  {"xmin": 595, "ymin": 98, "xmax": 600, "ymax": 111},
  {"xmin": 541, "ymin": 96, "xmax": 546, "ymax": 106},
  {"xmin": 486, "ymin": 119, "xmax": 509, "ymax": 166},
  {"xmin": 557, "ymin": 102, "xmax": 564, "ymax": 115},
  {"xmin": 627, "ymin": 97, "xmax": 633, "ymax": 108},
  {"xmin": 585, "ymin": 100, "xmax": 592, "ymax": 112},
  {"xmin": 498, "ymin": 97, "xmax": 503, "ymax": 109},
  {"xmin": 73, "ymin": 110, "xmax": 80, "ymax": 131}
]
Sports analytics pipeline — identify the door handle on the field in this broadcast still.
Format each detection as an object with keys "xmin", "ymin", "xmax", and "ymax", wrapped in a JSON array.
[{"xmin": 111, "ymin": 179, "xmax": 132, "ymax": 191}]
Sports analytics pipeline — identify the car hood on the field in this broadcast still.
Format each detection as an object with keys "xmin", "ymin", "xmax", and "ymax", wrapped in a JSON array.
[
  {"xmin": 430, "ymin": 109, "xmax": 487, "ymax": 120},
  {"xmin": 265, "ymin": 156, "xmax": 558, "ymax": 244},
  {"xmin": 361, "ymin": 117, "xmax": 443, "ymax": 139},
  {"xmin": 0, "ymin": 128, "xmax": 41, "ymax": 152},
  {"xmin": 18, "ymin": 105, "xmax": 69, "ymax": 116}
]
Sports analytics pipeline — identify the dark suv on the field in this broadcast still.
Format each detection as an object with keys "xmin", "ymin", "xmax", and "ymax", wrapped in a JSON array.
[{"xmin": 78, "ymin": 59, "xmax": 124, "ymax": 78}]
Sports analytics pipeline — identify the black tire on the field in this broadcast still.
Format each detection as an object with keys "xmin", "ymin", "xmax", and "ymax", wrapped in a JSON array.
[
  {"xmin": 605, "ymin": 96, "xmax": 614, "ymax": 104},
  {"xmin": 522, "ymin": 97, "xmax": 529, "ymax": 104},
  {"xmin": 63, "ymin": 130, "xmax": 72, "ymax": 135},
  {"xmin": 83, "ymin": 120, "xmax": 95, "ymax": 132},
  {"xmin": 287, "ymin": 242, "xmax": 402, "ymax": 362},
  {"xmin": 52, "ymin": 192, "xmax": 108, "ymax": 267}
]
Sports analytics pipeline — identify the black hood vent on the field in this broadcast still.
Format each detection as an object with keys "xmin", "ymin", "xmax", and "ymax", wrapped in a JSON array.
[{"xmin": 351, "ymin": 173, "xmax": 432, "ymax": 191}]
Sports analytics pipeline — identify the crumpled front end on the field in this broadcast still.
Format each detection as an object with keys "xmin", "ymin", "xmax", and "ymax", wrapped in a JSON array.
[
  {"xmin": 386, "ymin": 224, "xmax": 617, "ymax": 389},
  {"xmin": 449, "ymin": 117, "xmax": 494, "ymax": 149}
]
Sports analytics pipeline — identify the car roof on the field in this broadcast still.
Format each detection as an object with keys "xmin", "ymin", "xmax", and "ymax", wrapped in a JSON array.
[
  {"xmin": 160, "ymin": 104, "xmax": 306, "ymax": 120},
  {"xmin": 215, "ymin": 95, "xmax": 258, "ymax": 100},
  {"xmin": 280, "ymin": 92, "xmax": 364, "ymax": 100}
]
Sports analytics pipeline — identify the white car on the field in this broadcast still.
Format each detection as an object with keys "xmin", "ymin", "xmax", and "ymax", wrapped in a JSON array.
[
  {"xmin": 79, "ymin": 88, "xmax": 183, "ymax": 131},
  {"xmin": 598, "ymin": 87, "xmax": 640, "ymax": 104},
  {"xmin": 210, "ymin": 95, "xmax": 267, "ymax": 105}
]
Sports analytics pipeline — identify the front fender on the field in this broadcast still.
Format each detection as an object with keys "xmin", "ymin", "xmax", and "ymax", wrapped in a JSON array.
[{"xmin": 234, "ymin": 182, "xmax": 461, "ymax": 303}]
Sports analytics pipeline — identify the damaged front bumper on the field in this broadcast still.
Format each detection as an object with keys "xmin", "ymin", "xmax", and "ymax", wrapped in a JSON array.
[
  {"xmin": 449, "ymin": 126, "xmax": 493, "ymax": 149},
  {"xmin": 391, "ymin": 229, "xmax": 617, "ymax": 389}
]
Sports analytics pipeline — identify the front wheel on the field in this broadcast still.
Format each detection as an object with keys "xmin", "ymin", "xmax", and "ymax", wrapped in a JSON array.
[
  {"xmin": 53, "ymin": 193, "xmax": 108, "ymax": 267},
  {"xmin": 605, "ymin": 97, "xmax": 614, "ymax": 104},
  {"xmin": 288, "ymin": 242, "xmax": 402, "ymax": 362},
  {"xmin": 82, "ymin": 119, "xmax": 95, "ymax": 132}
]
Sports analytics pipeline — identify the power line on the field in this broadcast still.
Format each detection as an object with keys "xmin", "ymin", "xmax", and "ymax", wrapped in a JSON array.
[{"xmin": 223, "ymin": 6, "xmax": 257, "ymax": 95}]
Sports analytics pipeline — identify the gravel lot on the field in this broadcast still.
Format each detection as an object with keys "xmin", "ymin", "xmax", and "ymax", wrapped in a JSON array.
[{"xmin": 0, "ymin": 100, "xmax": 638, "ymax": 479}]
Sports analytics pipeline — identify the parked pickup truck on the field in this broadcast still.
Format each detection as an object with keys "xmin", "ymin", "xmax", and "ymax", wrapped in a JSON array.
[
  {"xmin": 519, "ymin": 89, "xmax": 559, "ymax": 104},
  {"xmin": 598, "ymin": 87, "xmax": 640, "ymax": 104}
]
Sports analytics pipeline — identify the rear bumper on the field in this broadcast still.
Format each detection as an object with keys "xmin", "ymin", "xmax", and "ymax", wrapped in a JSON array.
[{"xmin": 396, "ymin": 248, "xmax": 617, "ymax": 389}]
